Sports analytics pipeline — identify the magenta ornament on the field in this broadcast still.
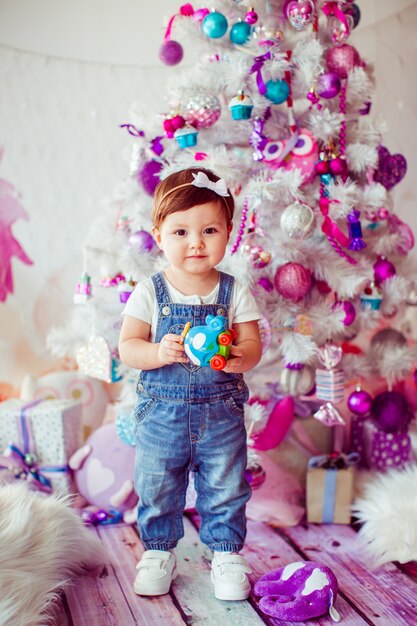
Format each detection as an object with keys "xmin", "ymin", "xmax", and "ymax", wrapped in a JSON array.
[
  {"xmin": 316, "ymin": 72, "xmax": 341, "ymax": 99},
  {"xmin": 347, "ymin": 387, "xmax": 372, "ymax": 416},
  {"xmin": 333, "ymin": 300, "xmax": 356, "ymax": 326},
  {"xmin": 245, "ymin": 9, "xmax": 258, "ymax": 25},
  {"xmin": 370, "ymin": 391, "xmax": 412, "ymax": 433},
  {"xmin": 159, "ymin": 40, "xmax": 183, "ymax": 66},
  {"xmin": 325, "ymin": 44, "xmax": 361, "ymax": 79},
  {"xmin": 373, "ymin": 145, "xmax": 407, "ymax": 190},
  {"xmin": 138, "ymin": 160, "xmax": 162, "ymax": 196},
  {"xmin": 329, "ymin": 156, "xmax": 348, "ymax": 176},
  {"xmin": 373, "ymin": 256, "xmax": 396, "ymax": 286},
  {"xmin": 274, "ymin": 262, "xmax": 312, "ymax": 302},
  {"xmin": 128, "ymin": 229, "xmax": 155, "ymax": 253}
]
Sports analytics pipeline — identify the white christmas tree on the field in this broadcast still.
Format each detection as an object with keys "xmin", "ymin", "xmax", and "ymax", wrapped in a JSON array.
[{"xmin": 49, "ymin": 0, "xmax": 415, "ymax": 450}]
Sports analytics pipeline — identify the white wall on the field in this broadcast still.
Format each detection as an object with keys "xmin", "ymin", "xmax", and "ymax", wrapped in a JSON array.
[{"xmin": 0, "ymin": 0, "xmax": 416, "ymax": 387}]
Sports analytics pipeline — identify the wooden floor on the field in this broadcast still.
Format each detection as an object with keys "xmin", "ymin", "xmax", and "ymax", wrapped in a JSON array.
[{"xmin": 52, "ymin": 513, "xmax": 417, "ymax": 626}]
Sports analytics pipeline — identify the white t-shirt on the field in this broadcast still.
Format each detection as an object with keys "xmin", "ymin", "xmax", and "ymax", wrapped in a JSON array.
[{"xmin": 123, "ymin": 273, "xmax": 261, "ymax": 341}]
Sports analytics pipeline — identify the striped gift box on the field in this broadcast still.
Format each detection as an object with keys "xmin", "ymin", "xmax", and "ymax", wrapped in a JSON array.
[{"xmin": 315, "ymin": 368, "xmax": 344, "ymax": 403}]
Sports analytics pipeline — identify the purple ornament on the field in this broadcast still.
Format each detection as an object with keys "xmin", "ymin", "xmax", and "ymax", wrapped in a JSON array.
[
  {"xmin": 128, "ymin": 229, "xmax": 155, "ymax": 253},
  {"xmin": 373, "ymin": 256, "xmax": 396, "ymax": 286},
  {"xmin": 371, "ymin": 391, "xmax": 412, "ymax": 433},
  {"xmin": 159, "ymin": 40, "xmax": 183, "ymax": 66},
  {"xmin": 348, "ymin": 387, "xmax": 372, "ymax": 415},
  {"xmin": 138, "ymin": 160, "xmax": 162, "ymax": 196},
  {"xmin": 373, "ymin": 145, "xmax": 407, "ymax": 190},
  {"xmin": 316, "ymin": 72, "xmax": 341, "ymax": 99},
  {"xmin": 333, "ymin": 300, "xmax": 356, "ymax": 326},
  {"xmin": 326, "ymin": 44, "xmax": 361, "ymax": 79}
]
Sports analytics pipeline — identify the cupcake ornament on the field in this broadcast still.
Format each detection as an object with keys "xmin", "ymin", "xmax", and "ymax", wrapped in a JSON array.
[{"xmin": 229, "ymin": 90, "xmax": 254, "ymax": 120}]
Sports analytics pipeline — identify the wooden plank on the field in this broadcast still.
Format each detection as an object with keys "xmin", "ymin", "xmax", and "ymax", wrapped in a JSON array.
[
  {"xmin": 282, "ymin": 523, "xmax": 417, "ymax": 626},
  {"xmin": 65, "ymin": 525, "xmax": 185, "ymax": 626},
  {"xmin": 172, "ymin": 516, "xmax": 266, "ymax": 625}
]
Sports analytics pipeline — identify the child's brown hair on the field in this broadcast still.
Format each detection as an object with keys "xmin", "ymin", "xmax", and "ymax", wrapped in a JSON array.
[{"xmin": 151, "ymin": 167, "xmax": 235, "ymax": 229}]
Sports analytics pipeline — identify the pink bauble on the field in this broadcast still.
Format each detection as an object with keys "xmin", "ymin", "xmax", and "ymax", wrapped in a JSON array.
[
  {"xmin": 274, "ymin": 262, "xmax": 312, "ymax": 301},
  {"xmin": 326, "ymin": 44, "xmax": 361, "ymax": 79},
  {"xmin": 329, "ymin": 156, "xmax": 348, "ymax": 176},
  {"xmin": 159, "ymin": 40, "xmax": 183, "ymax": 66},
  {"xmin": 373, "ymin": 256, "xmax": 396, "ymax": 286},
  {"xmin": 333, "ymin": 300, "xmax": 356, "ymax": 325},
  {"xmin": 370, "ymin": 391, "xmax": 412, "ymax": 433},
  {"xmin": 245, "ymin": 10, "xmax": 258, "ymax": 24},
  {"xmin": 315, "ymin": 160, "xmax": 330, "ymax": 175},
  {"xmin": 129, "ymin": 229, "xmax": 155, "ymax": 253},
  {"xmin": 171, "ymin": 115, "xmax": 185, "ymax": 130},
  {"xmin": 316, "ymin": 72, "xmax": 341, "ymax": 99},
  {"xmin": 138, "ymin": 160, "xmax": 163, "ymax": 196},
  {"xmin": 347, "ymin": 388, "xmax": 372, "ymax": 415}
]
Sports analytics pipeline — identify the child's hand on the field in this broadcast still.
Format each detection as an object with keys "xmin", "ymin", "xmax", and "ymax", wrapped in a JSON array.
[
  {"xmin": 222, "ymin": 345, "xmax": 245, "ymax": 373},
  {"xmin": 157, "ymin": 333, "xmax": 189, "ymax": 366}
]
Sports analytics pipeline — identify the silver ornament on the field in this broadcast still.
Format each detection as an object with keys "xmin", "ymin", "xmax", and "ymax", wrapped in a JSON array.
[
  {"xmin": 184, "ymin": 91, "xmax": 221, "ymax": 128},
  {"xmin": 280, "ymin": 202, "xmax": 316, "ymax": 239}
]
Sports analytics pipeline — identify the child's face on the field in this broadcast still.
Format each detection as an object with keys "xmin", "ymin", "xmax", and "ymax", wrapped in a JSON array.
[{"xmin": 153, "ymin": 202, "xmax": 232, "ymax": 276}]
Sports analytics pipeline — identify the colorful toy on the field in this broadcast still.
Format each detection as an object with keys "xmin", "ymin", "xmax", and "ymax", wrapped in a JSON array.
[
  {"xmin": 262, "ymin": 129, "xmax": 318, "ymax": 184},
  {"xmin": 183, "ymin": 315, "xmax": 236, "ymax": 370}
]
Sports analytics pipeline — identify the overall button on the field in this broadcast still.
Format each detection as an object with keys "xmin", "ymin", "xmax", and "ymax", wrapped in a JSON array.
[
  {"xmin": 137, "ymin": 383, "xmax": 144, "ymax": 392},
  {"xmin": 237, "ymin": 382, "xmax": 243, "ymax": 390},
  {"xmin": 217, "ymin": 307, "xmax": 225, "ymax": 316},
  {"xmin": 162, "ymin": 306, "xmax": 171, "ymax": 315}
]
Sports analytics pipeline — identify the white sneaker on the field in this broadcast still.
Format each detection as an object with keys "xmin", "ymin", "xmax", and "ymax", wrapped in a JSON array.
[
  {"xmin": 211, "ymin": 553, "xmax": 252, "ymax": 601},
  {"xmin": 134, "ymin": 550, "xmax": 177, "ymax": 596}
]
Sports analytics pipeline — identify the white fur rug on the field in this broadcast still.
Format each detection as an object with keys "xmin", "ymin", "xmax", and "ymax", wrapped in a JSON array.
[
  {"xmin": 0, "ymin": 483, "xmax": 105, "ymax": 626},
  {"xmin": 353, "ymin": 464, "xmax": 417, "ymax": 566}
]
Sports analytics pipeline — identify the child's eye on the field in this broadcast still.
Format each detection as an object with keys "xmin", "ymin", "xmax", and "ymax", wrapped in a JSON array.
[
  {"xmin": 174, "ymin": 229, "xmax": 187, "ymax": 236},
  {"xmin": 204, "ymin": 227, "xmax": 218, "ymax": 234}
]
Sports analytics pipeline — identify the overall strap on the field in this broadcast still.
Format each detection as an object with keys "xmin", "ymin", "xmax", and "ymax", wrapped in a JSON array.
[
  {"xmin": 217, "ymin": 271, "xmax": 235, "ymax": 308},
  {"xmin": 151, "ymin": 272, "xmax": 172, "ymax": 305}
]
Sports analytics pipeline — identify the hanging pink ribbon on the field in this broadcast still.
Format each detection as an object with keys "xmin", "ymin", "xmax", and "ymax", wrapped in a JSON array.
[
  {"xmin": 164, "ymin": 4, "xmax": 206, "ymax": 41},
  {"xmin": 321, "ymin": 1, "xmax": 350, "ymax": 34},
  {"xmin": 250, "ymin": 51, "xmax": 272, "ymax": 96},
  {"xmin": 319, "ymin": 197, "xmax": 357, "ymax": 265}
]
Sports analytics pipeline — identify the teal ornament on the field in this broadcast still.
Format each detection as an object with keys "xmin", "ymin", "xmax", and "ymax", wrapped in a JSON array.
[
  {"xmin": 320, "ymin": 173, "xmax": 333, "ymax": 185},
  {"xmin": 230, "ymin": 20, "xmax": 251, "ymax": 45},
  {"xmin": 202, "ymin": 11, "xmax": 228, "ymax": 39},
  {"xmin": 265, "ymin": 79, "xmax": 290, "ymax": 104}
]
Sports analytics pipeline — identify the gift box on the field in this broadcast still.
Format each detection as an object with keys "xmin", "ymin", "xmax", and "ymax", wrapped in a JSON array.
[
  {"xmin": 350, "ymin": 414, "xmax": 411, "ymax": 471},
  {"xmin": 0, "ymin": 399, "xmax": 82, "ymax": 494},
  {"xmin": 306, "ymin": 453, "xmax": 358, "ymax": 524},
  {"xmin": 315, "ymin": 368, "xmax": 345, "ymax": 404}
]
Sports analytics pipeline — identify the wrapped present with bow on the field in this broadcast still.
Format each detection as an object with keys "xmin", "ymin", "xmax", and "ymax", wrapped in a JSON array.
[
  {"xmin": 306, "ymin": 451, "xmax": 359, "ymax": 524},
  {"xmin": 315, "ymin": 343, "xmax": 345, "ymax": 404},
  {"xmin": 0, "ymin": 399, "xmax": 82, "ymax": 494}
]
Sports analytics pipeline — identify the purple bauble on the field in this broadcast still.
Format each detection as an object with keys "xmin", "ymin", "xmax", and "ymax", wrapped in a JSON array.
[
  {"xmin": 128, "ymin": 229, "xmax": 155, "ymax": 253},
  {"xmin": 159, "ymin": 40, "xmax": 183, "ymax": 66},
  {"xmin": 274, "ymin": 262, "xmax": 312, "ymax": 302},
  {"xmin": 138, "ymin": 160, "xmax": 162, "ymax": 196},
  {"xmin": 333, "ymin": 300, "xmax": 356, "ymax": 326},
  {"xmin": 371, "ymin": 391, "xmax": 412, "ymax": 433},
  {"xmin": 348, "ymin": 387, "xmax": 372, "ymax": 415},
  {"xmin": 326, "ymin": 44, "xmax": 362, "ymax": 79},
  {"xmin": 316, "ymin": 72, "xmax": 341, "ymax": 99},
  {"xmin": 373, "ymin": 256, "xmax": 396, "ymax": 286}
]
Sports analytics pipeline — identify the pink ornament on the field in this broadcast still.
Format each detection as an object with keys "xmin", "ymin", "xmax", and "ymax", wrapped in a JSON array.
[
  {"xmin": 370, "ymin": 391, "xmax": 412, "ymax": 433},
  {"xmin": 171, "ymin": 115, "xmax": 185, "ymax": 130},
  {"xmin": 251, "ymin": 396, "xmax": 294, "ymax": 451},
  {"xmin": 316, "ymin": 72, "xmax": 341, "ymax": 99},
  {"xmin": 333, "ymin": 300, "xmax": 356, "ymax": 326},
  {"xmin": 274, "ymin": 263, "xmax": 312, "ymax": 302},
  {"xmin": 329, "ymin": 156, "xmax": 348, "ymax": 176},
  {"xmin": 373, "ymin": 256, "xmax": 396, "ymax": 286},
  {"xmin": 138, "ymin": 160, "xmax": 162, "ymax": 196},
  {"xmin": 315, "ymin": 160, "xmax": 330, "ymax": 175},
  {"xmin": 245, "ymin": 9, "xmax": 258, "ymax": 25},
  {"xmin": 326, "ymin": 44, "xmax": 362, "ymax": 79},
  {"xmin": 128, "ymin": 229, "xmax": 155, "ymax": 253},
  {"xmin": 347, "ymin": 387, "xmax": 372, "ymax": 415},
  {"xmin": 263, "ymin": 129, "xmax": 318, "ymax": 185},
  {"xmin": 286, "ymin": 0, "xmax": 315, "ymax": 31},
  {"xmin": 159, "ymin": 40, "xmax": 183, "ymax": 66}
]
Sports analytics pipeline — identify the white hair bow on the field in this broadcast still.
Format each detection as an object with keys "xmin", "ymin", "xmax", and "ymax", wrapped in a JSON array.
[{"xmin": 191, "ymin": 171, "xmax": 230, "ymax": 197}]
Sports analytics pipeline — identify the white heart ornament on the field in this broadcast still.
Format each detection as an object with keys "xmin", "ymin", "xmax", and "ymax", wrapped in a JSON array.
[{"xmin": 86, "ymin": 457, "xmax": 115, "ymax": 496}]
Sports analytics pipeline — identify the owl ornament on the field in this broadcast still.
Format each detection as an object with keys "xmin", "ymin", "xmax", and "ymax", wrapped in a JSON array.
[{"xmin": 263, "ymin": 129, "xmax": 318, "ymax": 185}]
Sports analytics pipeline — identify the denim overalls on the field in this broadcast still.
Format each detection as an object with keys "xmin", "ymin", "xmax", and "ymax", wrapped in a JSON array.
[{"xmin": 134, "ymin": 271, "xmax": 251, "ymax": 553}]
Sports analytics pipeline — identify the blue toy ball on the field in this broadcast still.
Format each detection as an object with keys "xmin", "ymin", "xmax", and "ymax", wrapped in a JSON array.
[
  {"xmin": 230, "ymin": 20, "xmax": 251, "ymax": 45},
  {"xmin": 265, "ymin": 79, "xmax": 290, "ymax": 104},
  {"xmin": 202, "ymin": 11, "xmax": 228, "ymax": 39}
]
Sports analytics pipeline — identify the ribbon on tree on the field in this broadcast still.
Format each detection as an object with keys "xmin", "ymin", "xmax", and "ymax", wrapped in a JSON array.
[
  {"xmin": 1, "ymin": 400, "xmax": 70, "ymax": 493},
  {"xmin": 250, "ymin": 51, "xmax": 272, "ymax": 95},
  {"xmin": 321, "ymin": 1, "xmax": 351, "ymax": 36},
  {"xmin": 163, "ymin": 4, "xmax": 205, "ymax": 41},
  {"xmin": 319, "ymin": 197, "xmax": 357, "ymax": 265}
]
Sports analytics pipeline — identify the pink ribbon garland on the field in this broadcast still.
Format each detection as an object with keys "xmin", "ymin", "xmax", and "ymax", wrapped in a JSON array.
[
  {"xmin": 319, "ymin": 197, "xmax": 357, "ymax": 265},
  {"xmin": 164, "ymin": 4, "xmax": 206, "ymax": 41}
]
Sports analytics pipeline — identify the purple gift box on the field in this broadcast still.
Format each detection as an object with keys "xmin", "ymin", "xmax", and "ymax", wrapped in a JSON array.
[{"xmin": 350, "ymin": 413, "xmax": 411, "ymax": 471}]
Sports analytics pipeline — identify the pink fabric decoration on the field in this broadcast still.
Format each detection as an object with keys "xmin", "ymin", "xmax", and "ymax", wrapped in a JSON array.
[
  {"xmin": 0, "ymin": 148, "xmax": 33, "ymax": 301},
  {"xmin": 251, "ymin": 396, "xmax": 294, "ymax": 450}
]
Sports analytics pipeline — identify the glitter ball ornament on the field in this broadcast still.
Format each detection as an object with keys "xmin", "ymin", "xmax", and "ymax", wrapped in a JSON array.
[
  {"xmin": 202, "ymin": 10, "xmax": 228, "ymax": 38},
  {"xmin": 241, "ymin": 230, "xmax": 272, "ymax": 269},
  {"xmin": 230, "ymin": 20, "xmax": 251, "ymax": 45},
  {"xmin": 280, "ymin": 202, "xmax": 316, "ymax": 239},
  {"xmin": 286, "ymin": 0, "xmax": 315, "ymax": 31},
  {"xmin": 265, "ymin": 79, "xmax": 290, "ymax": 104},
  {"xmin": 370, "ymin": 391, "xmax": 412, "ymax": 433},
  {"xmin": 347, "ymin": 386, "xmax": 372, "ymax": 415},
  {"xmin": 274, "ymin": 262, "xmax": 312, "ymax": 301},
  {"xmin": 184, "ymin": 91, "xmax": 221, "ymax": 128},
  {"xmin": 373, "ymin": 256, "xmax": 396, "ymax": 286},
  {"xmin": 326, "ymin": 44, "xmax": 361, "ymax": 79},
  {"xmin": 159, "ymin": 40, "xmax": 183, "ymax": 66},
  {"xmin": 316, "ymin": 72, "xmax": 341, "ymax": 99},
  {"xmin": 128, "ymin": 229, "xmax": 155, "ymax": 254},
  {"xmin": 138, "ymin": 160, "xmax": 162, "ymax": 196}
]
